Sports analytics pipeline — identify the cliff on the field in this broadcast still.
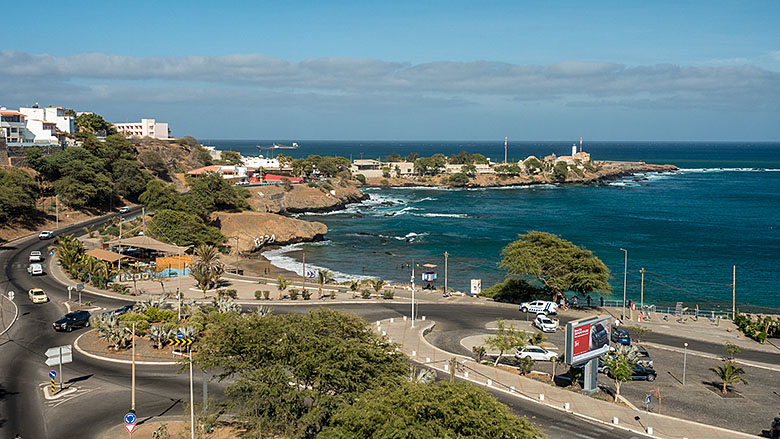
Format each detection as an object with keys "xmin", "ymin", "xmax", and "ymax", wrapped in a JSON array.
[
  {"xmin": 247, "ymin": 183, "xmax": 367, "ymax": 214},
  {"xmin": 212, "ymin": 211, "xmax": 328, "ymax": 252}
]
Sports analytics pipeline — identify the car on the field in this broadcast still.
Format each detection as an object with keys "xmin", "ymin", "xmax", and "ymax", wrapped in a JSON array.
[
  {"xmin": 607, "ymin": 363, "xmax": 657, "ymax": 381},
  {"xmin": 103, "ymin": 304, "xmax": 135, "ymax": 317},
  {"xmin": 635, "ymin": 345, "xmax": 654, "ymax": 368},
  {"xmin": 28, "ymin": 288, "xmax": 49, "ymax": 303},
  {"xmin": 591, "ymin": 323, "xmax": 609, "ymax": 349},
  {"xmin": 515, "ymin": 345, "xmax": 559, "ymax": 361},
  {"xmin": 38, "ymin": 230, "xmax": 54, "ymax": 240},
  {"xmin": 611, "ymin": 327, "xmax": 631, "ymax": 345},
  {"xmin": 771, "ymin": 417, "xmax": 780, "ymax": 438},
  {"xmin": 519, "ymin": 300, "xmax": 558, "ymax": 315},
  {"xmin": 53, "ymin": 310, "xmax": 91, "ymax": 332},
  {"xmin": 29, "ymin": 250, "xmax": 43, "ymax": 262},
  {"xmin": 533, "ymin": 314, "xmax": 557, "ymax": 332},
  {"xmin": 119, "ymin": 207, "xmax": 131, "ymax": 214},
  {"xmin": 27, "ymin": 263, "xmax": 43, "ymax": 276}
]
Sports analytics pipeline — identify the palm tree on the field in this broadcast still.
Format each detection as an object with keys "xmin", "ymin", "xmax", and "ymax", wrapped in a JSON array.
[
  {"xmin": 190, "ymin": 244, "xmax": 224, "ymax": 297},
  {"xmin": 51, "ymin": 234, "xmax": 85, "ymax": 275},
  {"xmin": 78, "ymin": 255, "xmax": 101, "ymax": 287},
  {"xmin": 317, "ymin": 269, "xmax": 334, "ymax": 298},
  {"xmin": 95, "ymin": 261, "xmax": 118, "ymax": 289},
  {"xmin": 370, "ymin": 279, "xmax": 386, "ymax": 299},
  {"xmin": 276, "ymin": 274, "xmax": 289, "ymax": 299},
  {"xmin": 349, "ymin": 280, "xmax": 360, "ymax": 299},
  {"xmin": 710, "ymin": 360, "xmax": 748, "ymax": 394}
]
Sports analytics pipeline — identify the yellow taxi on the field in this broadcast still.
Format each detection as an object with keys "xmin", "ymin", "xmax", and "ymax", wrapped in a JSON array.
[{"xmin": 28, "ymin": 288, "xmax": 49, "ymax": 303}]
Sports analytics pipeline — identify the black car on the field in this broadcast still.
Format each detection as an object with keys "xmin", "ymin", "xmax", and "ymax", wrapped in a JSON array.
[
  {"xmin": 606, "ymin": 363, "xmax": 657, "ymax": 381},
  {"xmin": 591, "ymin": 323, "xmax": 609, "ymax": 349},
  {"xmin": 103, "ymin": 304, "xmax": 134, "ymax": 317},
  {"xmin": 53, "ymin": 310, "xmax": 91, "ymax": 332},
  {"xmin": 771, "ymin": 417, "xmax": 780, "ymax": 438}
]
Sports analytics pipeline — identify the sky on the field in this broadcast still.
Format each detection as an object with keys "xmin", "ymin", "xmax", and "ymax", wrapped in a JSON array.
[{"xmin": 1, "ymin": 0, "xmax": 779, "ymax": 141}]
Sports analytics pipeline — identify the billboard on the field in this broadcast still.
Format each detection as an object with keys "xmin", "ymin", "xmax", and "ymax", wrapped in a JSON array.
[
  {"xmin": 470, "ymin": 279, "xmax": 481, "ymax": 296},
  {"xmin": 564, "ymin": 315, "xmax": 612, "ymax": 365}
]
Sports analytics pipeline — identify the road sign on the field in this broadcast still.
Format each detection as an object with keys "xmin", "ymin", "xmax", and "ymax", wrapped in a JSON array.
[
  {"xmin": 49, "ymin": 250, "xmax": 54, "ymax": 256},
  {"xmin": 168, "ymin": 337, "xmax": 192, "ymax": 347},
  {"xmin": 176, "ymin": 332, "xmax": 184, "ymax": 339},
  {"xmin": 76, "ymin": 283, "xmax": 84, "ymax": 292},
  {"xmin": 45, "ymin": 345, "xmax": 73, "ymax": 367},
  {"xmin": 124, "ymin": 412, "xmax": 137, "ymax": 433},
  {"xmin": 645, "ymin": 395, "xmax": 651, "ymax": 405},
  {"xmin": 7, "ymin": 291, "xmax": 13, "ymax": 301},
  {"xmin": 49, "ymin": 370, "xmax": 57, "ymax": 379}
]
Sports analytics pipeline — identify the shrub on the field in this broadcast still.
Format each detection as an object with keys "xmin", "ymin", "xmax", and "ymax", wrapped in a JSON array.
[
  {"xmin": 382, "ymin": 290, "xmax": 395, "ymax": 299},
  {"xmin": 517, "ymin": 357, "xmax": 535, "ymax": 375},
  {"xmin": 289, "ymin": 289, "xmax": 299, "ymax": 300},
  {"xmin": 380, "ymin": 179, "xmax": 390, "ymax": 186},
  {"xmin": 307, "ymin": 182, "xmax": 319, "ymax": 188},
  {"xmin": 302, "ymin": 289, "xmax": 312, "ymax": 300},
  {"xmin": 472, "ymin": 345, "xmax": 486, "ymax": 363},
  {"xmin": 111, "ymin": 283, "xmax": 130, "ymax": 294},
  {"xmin": 320, "ymin": 181, "xmax": 334, "ymax": 191},
  {"xmin": 120, "ymin": 313, "xmax": 151, "ymax": 332},
  {"xmin": 254, "ymin": 290, "xmax": 263, "ymax": 300},
  {"xmin": 144, "ymin": 307, "xmax": 177, "ymax": 323},
  {"xmin": 354, "ymin": 174, "xmax": 366, "ymax": 184},
  {"xmin": 217, "ymin": 289, "xmax": 238, "ymax": 300},
  {"xmin": 361, "ymin": 289, "xmax": 372, "ymax": 299},
  {"xmin": 263, "ymin": 290, "xmax": 270, "ymax": 300}
]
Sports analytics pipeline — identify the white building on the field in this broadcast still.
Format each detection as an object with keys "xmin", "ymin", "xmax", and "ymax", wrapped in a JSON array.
[
  {"xmin": 113, "ymin": 118, "xmax": 169, "ymax": 139},
  {"xmin": 19, "ymin": 105, "xmax": 75, "ymax": 134},
  {"xmin": 243, "ymin": 155, "xmax": 281, "ymax": 170}
]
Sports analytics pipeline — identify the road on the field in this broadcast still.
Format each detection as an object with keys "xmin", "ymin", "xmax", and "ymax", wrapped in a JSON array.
[{"xmin": 2, "ymin": 213, "xmax": 775, "ymax": 438}]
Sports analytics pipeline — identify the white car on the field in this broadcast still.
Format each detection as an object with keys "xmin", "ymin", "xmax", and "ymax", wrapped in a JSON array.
[
  {"xmin": 519, "ymin": 300, "xmax": 558, "ymax": 315},
  {"xmin": 534, "ymin": 314, "xmax": 557, "ymax": 332},
  {"xmin": 38, "ymin": 231, "xmax": 54, "ymax": 240},
  {"xmin": 119, "ymin": 207, "xmax": 131, "ymax": 214},
  {"xmin": 29, "ymin": 251, "xmax": 43, "ymax": 262},
  {"xmin": 515, "ymin": 345, "xmax": 559, "ymax": 361},
  {"xmin": 27, "ymin": 263, "xmax": 43, "ymax": 276}
]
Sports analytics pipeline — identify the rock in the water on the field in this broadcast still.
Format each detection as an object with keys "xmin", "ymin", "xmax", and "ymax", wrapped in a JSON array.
[{"xmin": 213, "ymin": 211, "xmax": 328, "ymax": 252}]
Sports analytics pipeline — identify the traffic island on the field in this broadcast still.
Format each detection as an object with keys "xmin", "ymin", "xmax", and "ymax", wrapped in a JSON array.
[
  {"xmin": 74, "ymin": 330, "xmax": 179, "ymax": 365},
  {"xmin": 100, "ymin": 418, "xmax": 244, "ymax": 439}
]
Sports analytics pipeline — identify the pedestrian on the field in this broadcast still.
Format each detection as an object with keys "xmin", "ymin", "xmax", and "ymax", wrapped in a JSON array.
[
  {"xmin": 615, "ymin": 318, "xmax": 622, "ymax": 327},
  {"xmin": 600, "ymin": 297, "xmax": 604, "ymax": 307},
  {"xmin": 587, "ymin": 296, "xmax": 591, "ymax": 307}
]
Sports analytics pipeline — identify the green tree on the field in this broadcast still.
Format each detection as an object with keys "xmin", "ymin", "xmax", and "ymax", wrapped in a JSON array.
[
  {"xmin": 53, "ymin": 160, "xmax": 114, "ymax": 209},
  {"xmin": 112, "ymin": 159, "xmax": 151, "ymax": 201},
  {"xmin": 51, "ymin": 234, "xmax": 86, "ymax": 276},
  {"xmin": 385, "ymin": 153, "xmax": 402, "ymax": 162},
  {"xmin": 193, "ymin": 309, "xmax": 409, "ymax": 437},
  {"xmin": 552, "ymin": 161, "xmax": 569, "ymax": 181},
  {"xmin": 220, "ymin": 150, "xmax": 243, "ymax": 165},
  {"xmin": 137, "ymin": 151, "xmax": 170, "ymax": 178},
  {"xmin": 75, "ymin": 112, "xmax": 116, "ymax": 135},
  {"xmin": 320, "ymin": 380, "xmax": 541, "ymax": 439},
  {"xmin": 499, "ymin": 231, "xmax": 611, "ymax": 302},
  {"xmin": 139, "ymin": 180, "xmax": 181, "ymax": 211},
  {"xmin": 186, "ymin": 172, "xmax": 249, "ymax": 213},
  {"xmin": 276, "ymin": 274, "xmax": 289, "ymax": 299},
  {"xmin": 0, "ymin": 168, "xmax": 39, "ymax": 222},
  {"xmin": 448, "ymin": 172, "xmax": 470, "ymax": 186},
  {"xmin": 147, "ymin": 209, "xmax": 224, "ymax": 247},
  {"xmin": 317, "ymin": 269, "xmax": 335, "ymax": 298},
  {"xmin": 369, "ymin": 279, "xmax": 385, "ymax": 299},
  {"xmin": 100, "ymin": 134, "xmax": 136, "ymax": 162},
  {"xmin": 190, "ymin": 244, "xmax": 224, "ymax": 297},
  {"xmin": 405, "ymin": 152, "xmax": 419, "ymax": 162},
  {"xmin": 484, "ymin": 319, "xmax": 527, "ymax": 366},
  {"xmin": 603, "ymin": 344, "xmax": 639, "ymax": 401},
  {"xmin": 710, "ymin": 360, "xmax": 748, "ymax": 394}
]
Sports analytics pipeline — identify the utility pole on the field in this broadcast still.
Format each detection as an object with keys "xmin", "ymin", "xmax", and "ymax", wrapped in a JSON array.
[
  {"xmin": 189, "ymin": 347, "xmax": 195, "ymax": 439},
  {"xmin": 142, "ymin": 207, "xmax": 146, "ymax": 235},
  {"xmin": 234, "ymin": 236, "xmax": 240, "ymax": 274},
  {"xmin": 682, "ymin": 342, "xmax": 688, "ymax": 385},
  {"xmin": 504, "ymin": 136, "xmax": 508, "ymax": 163},
  {"xmin": 177, "ymin": 247, "xmax": 182, "ymax": 320},
  {"xmin": 732, "ymin": 265, "xmax": 736, "ymax": 318},
  {"xmin": 55, "ymin": 194, "xmax": 59, "ymax": 229},
  {"xmin": 620, "ymin": 248, "xmax": 628, "ymax": 321},
  {"xmin": 302, "ymin": 252, "xmax": 306, "ymax": 291},
  {"xmin": 202, "ymin": 369, "xmax": 208, "ymax": 414},
  {"xmin": 411, "ymin": 259, "xmax": 416, "ymax": 328},
  {"xmin": 443, "ymin": 252, "xmax": 449, "ymax": 297},
  {"xmin": 131, "ymin": 322, "xmax": 136, "ymax": 411},
  {"xmin": 640, "ymin": 267, "xmax": 645, "ymax": 313}
]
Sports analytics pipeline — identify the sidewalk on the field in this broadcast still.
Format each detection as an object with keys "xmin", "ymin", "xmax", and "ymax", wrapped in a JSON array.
[{"xmin": 381, "ymin": 317, "xmax": 759, "ymax": 439}]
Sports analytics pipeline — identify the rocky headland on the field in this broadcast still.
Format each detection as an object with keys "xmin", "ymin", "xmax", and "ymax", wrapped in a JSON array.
[
  {"xmin": 246, "ymin": 183, "xmax": 367, "ymax": 214},
  {"xmin": 213, "ymin": 211, "xmax": 328, "ymax": 252}
]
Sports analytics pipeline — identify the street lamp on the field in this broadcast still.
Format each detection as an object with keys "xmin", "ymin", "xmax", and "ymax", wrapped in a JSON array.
[
  {"xmin": 682, "ymin": 342, "xmax": 688, "ymax": 385},
  {"xmin": 620, "ymin": 248, "xmax": 628, "ymax": 321}
]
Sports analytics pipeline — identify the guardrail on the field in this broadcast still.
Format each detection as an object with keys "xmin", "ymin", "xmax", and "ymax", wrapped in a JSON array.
[{"xmin": 573, "ymin": 298, "xmax": 733, "ymax": 320}]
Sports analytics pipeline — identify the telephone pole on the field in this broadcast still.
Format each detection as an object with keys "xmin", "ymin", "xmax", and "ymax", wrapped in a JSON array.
[
  {"xmin": 55, "ymin": 194, "xmax": 59, "ymax": 229},
  {"xmin": 131, "ymin": 322, "xmax": 136, "ymax": 411},
  {"xmin": 411, "ymin": 259, "xmax": 416, "ymax": 328},
  {"xmin": 234, "ymin": 236, "xmax": 240, "ymax": 274},
  {"xmin": 443, "ymin": 252, "xmax": 449, "ymax": 297},
  {"xmin": 301, "ymin": 252, "xmax": 306, "ymax": 292},
  {"xmin": 640, "ymin": 267, "xmax": 645, "ymax": 313},
  {"xmin": 620, "ymin": 248, "xmax": 628, "ymax": 321},
  {"xmin": 732, "ymin": 265, "xmax": 736, "ymax": 318},
  {"xmin": 142, "ymin": 207, "xmax": 146, "ymax": 235}
]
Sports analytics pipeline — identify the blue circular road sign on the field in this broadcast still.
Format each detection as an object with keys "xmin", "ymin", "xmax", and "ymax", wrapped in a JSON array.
[
  {"xmin": 49, "ymin": 370, "xmax": 56, "ymax": 379},
  {"xmin": 124, "ymin": 412, "xmax": 137, "ymax": 425},
  {"xmin": 176, "ymin": 332, "xmax": 184, "ymax": 339}
]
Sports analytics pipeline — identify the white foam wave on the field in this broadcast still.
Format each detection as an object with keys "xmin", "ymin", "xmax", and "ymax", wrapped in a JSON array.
[
  {"xmin": 394, "ymin": 232, "xmax": 429, "ymax": 241},
  {"xmin": 261, "ymin": 244, "xmax": 376, "ymax": 282},
  {"xmin": 677, "ymin": 167, "xmax": 780, "ymax": 173},
  {"xmin": 415, "ymin": 213, "xmax": 469, "ymax": 218}
]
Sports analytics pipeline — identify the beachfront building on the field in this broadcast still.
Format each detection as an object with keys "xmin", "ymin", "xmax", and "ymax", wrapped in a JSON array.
[
  {"xmin": 350, "ymin": 159, "xmax": 383, "ymax": 178},
  {"xmin": 243, "ymin": 155, "xmax": 281, "ymax": 170},
  {"xmin": 187, "ymin": 165, "xmax": 248, "ymax": 181},
  {"xmin": 113, "ymin": 118, "xmax": 170, "ymax": 139}
]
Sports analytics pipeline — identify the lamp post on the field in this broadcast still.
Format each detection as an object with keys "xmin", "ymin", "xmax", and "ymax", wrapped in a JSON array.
[
  {"xmin": 411, "ymin": 259, "xmax": 416, "ymax": 328},
  {"xmin": 682, "ymin": 342, "xmax": 688, "ymax": 385},
  {"xmin": 620, "ymin": 248, "xmax": 628, "ymax": 320}
]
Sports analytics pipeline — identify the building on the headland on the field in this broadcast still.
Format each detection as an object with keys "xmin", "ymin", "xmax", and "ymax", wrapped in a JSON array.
[
  {"xmin": 350, "ymin": 159, "xmax": 416, "ymax": 178},
  {"xmin": 243, "ymin": 155, "xmax": 281, "ymax": 170},
  {"xmin": 187, "ymin": 165, "xmax": 248, "ymax": 181},
  {"xmin": 202, "ymin": 145, "xmax": 222, "ymax": 160},
  {"xmin": 1, "ymin": 104, "xmax": 70, "ymax": 147},
  {"xmin": 19, "ymin": 105, "xmax": 75, "ymax": 134},
  {"xmin": 444, "ymin": 163, "xmax": 495, "ymax": 174},
  {"xmin": 113, "ymin": 118, "xmax": 170, "ymax": 139}
]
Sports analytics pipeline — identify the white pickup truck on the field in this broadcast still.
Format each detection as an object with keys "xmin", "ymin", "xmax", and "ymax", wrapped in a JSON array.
[{"xmin": 28, "ymin": 263, "xmax": 43, "ymax": 276}]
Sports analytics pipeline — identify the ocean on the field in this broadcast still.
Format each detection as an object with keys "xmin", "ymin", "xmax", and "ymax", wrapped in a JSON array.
[{"xmin": 208, "ymin": 140, "xmax": 780, "ymax": 312}]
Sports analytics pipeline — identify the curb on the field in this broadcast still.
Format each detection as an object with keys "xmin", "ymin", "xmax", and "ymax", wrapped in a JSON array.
[
  {"xmin": 0, "ymin": 293, "xmax": 20, "ymax": 337},
  {"xmin": 400, "ymin": 319, "xmax": 759, "ymax": 439},
  {"xmin": 73, "ymin": 331, "xmax": 179, "ymax": 366}
]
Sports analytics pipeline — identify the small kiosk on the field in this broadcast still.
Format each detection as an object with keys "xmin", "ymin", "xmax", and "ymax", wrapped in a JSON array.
[{"xmin": 421, "ymin": 263, "xmax": 438, "ymax": 290}]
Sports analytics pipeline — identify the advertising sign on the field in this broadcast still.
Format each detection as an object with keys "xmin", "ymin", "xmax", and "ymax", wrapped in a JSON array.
[
  {"xmin": 565, "ymin": 315, "xmax": 612, "ymax": 365},
  {"xmin": 470, "ymin": 279, "xmax": 481, "ymax": 296}
]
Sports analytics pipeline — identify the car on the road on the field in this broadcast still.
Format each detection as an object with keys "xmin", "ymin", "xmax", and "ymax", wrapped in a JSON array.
[
  {"xmin": 519, "ymin": 300, "xmax": 558, "ymax": 315},
  {"xmin": 103, "ymin": 304, "xmax": 134, "ymax": 317},
  {"xmin": 53, "ymin": 310, "xmax": 91, "ymax": 332},
  {"xmin": 28, "ymin": 288, "xmax": 49, "ymax": 303},
  {"xmin": 611, "ymin": 327, "xmax": 631, "ymax": 345},
  {"xmin": 27, "ymin": 263, "xmax": 43, "ymax": 276},
  {"xmin": 533, "ymin": 314, "xmax": 557, "ymax": 332},
  {"xmin": 29, "ymin": 250, "xmax": 43, "ymax": 262},
  {"xmin": 606, "ymin": 362, "xmax": 657, "ymax": 381},
  {"xmin": 515, "ymin": 345, "xmax": 559, "ymax": 361},
  {"xmin": 38, "ymin": 230, "xmax": 54, "ymax": 240},
  {"xmin": 119, "ymin": 206, "xmax": 131, "ymax": 214}
]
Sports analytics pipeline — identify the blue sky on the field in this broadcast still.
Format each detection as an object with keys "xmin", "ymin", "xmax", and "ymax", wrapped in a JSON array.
[{"xmin": 1, "ymin": 0, "xmax": 778, "ymax": 140}]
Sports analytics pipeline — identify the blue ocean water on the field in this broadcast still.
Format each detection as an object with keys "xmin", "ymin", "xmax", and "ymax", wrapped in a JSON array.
[{"xmin": 209, "ymin": 140, "xmax": 780, "ymax": 311}]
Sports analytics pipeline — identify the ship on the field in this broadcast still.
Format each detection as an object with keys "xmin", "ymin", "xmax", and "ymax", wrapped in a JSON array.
[{"xmin": 256, "ymin": 142, "xmax": 299, "ymax": 151}]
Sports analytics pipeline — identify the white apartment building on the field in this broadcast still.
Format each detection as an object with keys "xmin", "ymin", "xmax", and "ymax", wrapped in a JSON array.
[
  {"xmin": 0, "ymin": 110, "xmax": 30, "ymax": 145},
  {"xmin": 113, "ymin": 118, "xmax": 169, "ymax": 139},
  {"xmin": 1, "ymin": 105, "xmax": 69, "ymax": 146},
  {"xmin": 243, "ymin": 155, "xmax": 281, "ymax": 170},
  {"xmin": 19, "ymin": 105, "xmax": 75, "ymax": 134}
]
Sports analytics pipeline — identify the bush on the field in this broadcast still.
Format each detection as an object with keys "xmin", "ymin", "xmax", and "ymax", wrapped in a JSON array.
[
  {"xmin": 111, "ymin": 283, "xmax": 130, "ymax": 294},
  {"xmin": 308, "ymin": 182, "xmax": 319, "ymax": 188},
  {"xmin": 120, "ymin": 313, "xmax": 151, "ymax": 332},
  {"xmin": 380, "ymin": 179, "xmax": 390, "ymax": 186},
  {"xmin": 263, "ymin": 290, "xmax": 270, "ymax": 300},
  {"xmin": 382, "ymin": 290, "xmax": 395, "ymax": 299},
  {"xmin": 217, "ymin": 289, "xmax": 238, "ymax": 300},
  {"xmin": 354, "ymin": 174, "xmax": 366, "ymax": 184},
  {"xmin": 302, "ymin": 289, "xmax": 312, "ymax": 300},
  {"xmin": 144, "ymin": 307, "xmax": 177, "ymax": 323},
  {"xmin": 448, "ymin": 172, "xmax": 470, "ymax": 186},
  {"xmin": 254, "ymin": 290, "xmax": 263, "ymax": 300},
  {"xmin": 289, "ymin": 289, "xmax": 299, "ymax": 300},
  {"xmin": 320, "ymin": 181, "xmax": 334, "ymax": 191},
  {"xmin": 361, "ymin": 290, "xmax": 372, "ymax": 299}
]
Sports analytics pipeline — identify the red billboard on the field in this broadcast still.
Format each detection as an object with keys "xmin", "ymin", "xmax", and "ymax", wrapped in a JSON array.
[
  {"xmin": 565, "ymin": 315, "xmax": 612, "ymax": 365},
  {"xmin": 572, "ymin": 323, "xmax": 591, "ymax": 358}
]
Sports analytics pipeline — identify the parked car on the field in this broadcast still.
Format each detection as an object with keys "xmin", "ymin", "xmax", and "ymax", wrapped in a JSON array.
[
  {"xmin": 29, "ymin": 250, "xmax": 43, "ymax": 262},
  {"xmin": 606, "ymin": 363, "xmax": 657, "ymax": 381},
  {"xmin": 119, "ymin": 207, "xmax": 131, "ymax": 214},
  {"xmin": 103, "ymin": 304, "xmax": 134, "ymax": 317},
  {"xmin": 611, "ymin": 327, "xmax": 631, "ymax": 345},
  {"xmin": 53, "ymin": 310, "xmax": 91, "ymax": 332},
  {"xmin": 533, "ymin": 314, "xmax": 557, "ymax": 332},
  {"xmin": 27, "ymin": 263, "xmax": 43, "ymax": 276},
  {"xmin": 28, "ymin": 288, "xmax": 49, "ymax": 303},
  {"xmin": 635, "ymin": 345, "xmax": 654, "ymax": 368},
  {"xmin": 771, "ymin": 417, "xmax": 780, "ymax": 438},
  {"xmin": 591, "ymin": 322, "xmax": 609, "ymax": 349},
  {"xmin": 38, "ymin": 230, "xmax": 54, "ymax": 240},
  {"xmin": 515, "ymin": 345, "xmax": 559, "ymax": 361},
  {"xmin": 519, "ymin": 300, "xmax": 558, "ymax": 315}
]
